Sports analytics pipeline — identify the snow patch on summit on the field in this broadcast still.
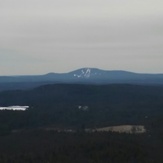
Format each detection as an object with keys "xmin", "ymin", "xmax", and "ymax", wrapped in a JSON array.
[
  {"xmin": 74, "ymin": 68, "xmax": 91, "ymax": 78},
  {"xmin": 84, "ymin": 68, "xmax": 91, "ymax": 78}
]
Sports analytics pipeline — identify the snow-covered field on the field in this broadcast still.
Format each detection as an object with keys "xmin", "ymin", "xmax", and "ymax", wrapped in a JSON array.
[
  {"xmin": 86, "ymin": 125, "xmax": 146, "ymax": 134},
  {"xmin": 0, "ymin": 106, "xmax": 29, "ymax": 111}
]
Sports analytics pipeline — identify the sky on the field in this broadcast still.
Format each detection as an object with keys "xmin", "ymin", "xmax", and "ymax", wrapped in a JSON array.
[{"xmin": 0, "ymin": 0, "xmax": 163, "ymax": 75}]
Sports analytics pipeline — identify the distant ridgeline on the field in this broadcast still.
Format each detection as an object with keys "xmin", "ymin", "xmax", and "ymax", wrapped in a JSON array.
[{"xmin": 0, "ymin": 68, "xmax": 163, "ymax": 91}]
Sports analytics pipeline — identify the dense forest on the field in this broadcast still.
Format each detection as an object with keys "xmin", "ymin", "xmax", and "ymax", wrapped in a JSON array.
[
  {"xmin": 0, "ymin": 130, "xmax": 163, "ymax": 163},
  {"xmin": 0, "ymin": 84, "xmax": 163, "ymax": 162}
]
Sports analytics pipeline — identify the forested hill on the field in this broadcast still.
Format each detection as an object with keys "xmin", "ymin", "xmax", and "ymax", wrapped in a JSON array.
[
  {"xmin": 0, "ymin": 84, "xmax": 163, "ymax": 130},
  {"xmin": 0, "ymin": 83, "xmax": 163, "ymax": 106}
]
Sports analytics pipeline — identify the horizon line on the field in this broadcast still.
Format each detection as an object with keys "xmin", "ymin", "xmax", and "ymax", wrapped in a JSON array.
[{"xmin": 0, "ymin": 67, "xmax": 163, "ymax": 76}]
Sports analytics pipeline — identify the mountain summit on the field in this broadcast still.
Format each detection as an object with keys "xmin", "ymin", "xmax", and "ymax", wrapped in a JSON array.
[
  {"xmin": 70, "ymin": 68, "xmax": 106, "ymax": 79},
  {"xmin": 73, "ymin": 68, "xmax": 92, "ymax": 78},
  {"xmin": 70, "ymin": 68, "xmax": 137, "ymax": 79}
]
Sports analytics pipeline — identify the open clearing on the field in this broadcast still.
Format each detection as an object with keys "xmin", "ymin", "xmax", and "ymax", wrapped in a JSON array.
[{"xmin": 87, "ymin": 125, "xmax": 146, "ymax": 134}]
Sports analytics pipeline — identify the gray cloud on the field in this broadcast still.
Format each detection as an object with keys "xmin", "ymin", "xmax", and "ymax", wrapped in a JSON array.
[{"xmin": 0, "ymin": 0, "xmax": 163, "ymax": 75}]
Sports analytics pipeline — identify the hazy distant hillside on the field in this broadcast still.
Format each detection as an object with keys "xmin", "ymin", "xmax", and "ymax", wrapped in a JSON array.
[{"xmin": 0, "ymin": 68, "xmax": 163, "ymax": 91}]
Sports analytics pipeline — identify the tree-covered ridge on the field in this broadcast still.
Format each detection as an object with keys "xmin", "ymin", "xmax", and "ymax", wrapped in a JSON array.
[
  {"xmin": 0, "ymin": 84, "xmax": 163, "ymax": 129},
  {"xmin": 0, "ymin": 84, "xmax": 163, "ymax": 162}
]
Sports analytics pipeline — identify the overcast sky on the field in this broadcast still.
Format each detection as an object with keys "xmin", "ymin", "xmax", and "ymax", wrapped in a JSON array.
[{"xmin": 0, "ymin": 0, "xmax": 163, "ymax": 75}]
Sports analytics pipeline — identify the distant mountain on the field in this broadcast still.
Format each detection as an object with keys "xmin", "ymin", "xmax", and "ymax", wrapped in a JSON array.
[{"xmin": 0, "ymin": 68, "xmax": 163, "ymax": 91}]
